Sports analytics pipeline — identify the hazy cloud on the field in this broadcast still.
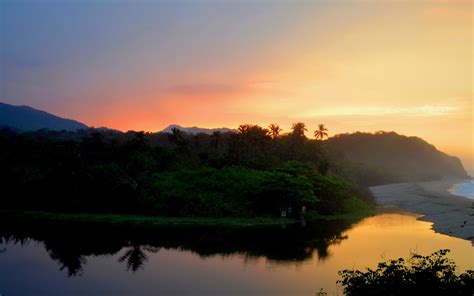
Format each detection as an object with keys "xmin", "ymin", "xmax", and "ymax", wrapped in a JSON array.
[{"xmin": 294, "ymin": 104, "xmax": 459, "ymax": 118}]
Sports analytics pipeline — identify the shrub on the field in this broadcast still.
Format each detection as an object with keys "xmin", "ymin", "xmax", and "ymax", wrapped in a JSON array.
[{"xmin": 338, "ymin": 249, "xmax": 474, "ymax": 296}]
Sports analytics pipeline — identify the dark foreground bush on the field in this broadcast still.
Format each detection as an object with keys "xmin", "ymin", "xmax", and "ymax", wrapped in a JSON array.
[{"xmin": 338, "ymin": 249, "xmax": 473, "ymax": 296}]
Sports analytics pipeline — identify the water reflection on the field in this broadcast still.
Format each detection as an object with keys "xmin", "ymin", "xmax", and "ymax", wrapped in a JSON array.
[
  {"xmin": 2, "ymin": 213, "xmax": 473, "ymax": 296},
  {"xmin": 118, "ymin": 244, "xmax": 160, "ymax": 272},
  {"xmin": 0, "ymin": 218, "xmax": 358, "ymax": 276}
]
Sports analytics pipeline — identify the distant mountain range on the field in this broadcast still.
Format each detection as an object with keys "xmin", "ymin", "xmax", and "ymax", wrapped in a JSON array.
[
  {"xmin": 0, "ymin": 102, "xmax": 88, "ymax": 131},
  {"xmin": 0, "ymin": 102, "xmax": 237, "ymax": 134},
  {"xmin": 161, "ymin": 124, "xmax": 235, "ymax": 135}
]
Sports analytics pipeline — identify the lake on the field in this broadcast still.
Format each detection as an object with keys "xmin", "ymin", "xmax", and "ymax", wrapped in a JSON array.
[{"xmin": 1, "ymin": 212, "xmax": 473, "ymax": 296}]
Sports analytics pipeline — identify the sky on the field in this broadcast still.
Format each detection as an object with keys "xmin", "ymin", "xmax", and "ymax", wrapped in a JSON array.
[{"xmin": 0, "ymin": 0, "xmax": 472, "ymax": 171}]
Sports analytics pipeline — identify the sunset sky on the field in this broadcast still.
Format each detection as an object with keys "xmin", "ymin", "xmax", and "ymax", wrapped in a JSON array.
[{"xmin": 0, "ymin": 0, "xmax": 472, "ymax": 170}]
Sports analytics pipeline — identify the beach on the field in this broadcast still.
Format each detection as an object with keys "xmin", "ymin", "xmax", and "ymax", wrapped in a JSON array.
[{"xmin": 370, "ymin": 179, "xmax": 474, "ymax": 244}]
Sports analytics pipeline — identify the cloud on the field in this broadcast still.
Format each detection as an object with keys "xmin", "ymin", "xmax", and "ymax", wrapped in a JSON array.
[{"xmin": 294, "ymin": 104, "xmax": 459, "ymax": 118}]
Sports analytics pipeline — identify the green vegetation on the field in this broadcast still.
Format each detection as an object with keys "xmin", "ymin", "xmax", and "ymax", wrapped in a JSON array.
[
  {"xmin": 1, "ymin": 210, "xmax": 294, "ymax": 227},
  {"xmin": 338, "ymin": 249, "xmax": 474, "ymax": 296},
  {"xmin": 0, "ymin": 123, "xmax": 374, "ymax": 220}
]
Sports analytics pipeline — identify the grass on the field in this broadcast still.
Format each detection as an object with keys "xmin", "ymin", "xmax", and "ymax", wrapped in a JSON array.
[
  {"xmin": 1, "ymin": 210, "xmax": 298, "ymax": 228},
  {"xmin": 1, "ymin": 198, "xmax": 375, "ymax": 227},
  {"xmin": 303, "ymin": 197, "xmax": 375, "ymax": 220}
]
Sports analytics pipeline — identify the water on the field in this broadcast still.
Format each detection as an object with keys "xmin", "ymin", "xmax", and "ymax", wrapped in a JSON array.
[
  {"xmin": 449, "ymin": 179, "xmax": 474, "ymax": 199},
  {"xmin": 1, "ymin": 213, "xmax": 473, "ymax": 296}
]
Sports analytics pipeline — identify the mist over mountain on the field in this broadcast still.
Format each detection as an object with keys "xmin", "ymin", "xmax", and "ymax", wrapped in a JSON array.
[
  {"xmin": 327, "ymin": 132, "xmax": 469, "ymax": 185},
  {"xmin": 0, "ymin": 102, "xmax": 88, "ymax": 131},
  {"xmin": 161, "ymin": 124, "xmax": 235, "ymax": 135}
]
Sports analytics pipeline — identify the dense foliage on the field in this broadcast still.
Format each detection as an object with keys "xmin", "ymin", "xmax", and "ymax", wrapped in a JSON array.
[
  {"xmin": 0, "ymin": 124, "xmax": 372, "ymax": 217},
  {"xmin": 338, "ymin": 249, "xmax": 474, "ymax": 296}
]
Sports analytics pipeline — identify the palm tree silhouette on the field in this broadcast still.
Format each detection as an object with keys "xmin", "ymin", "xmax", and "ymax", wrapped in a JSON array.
[
  {"xmin": 168, "ymin": 127, "xmax": 183, "ymax": 145},
  {"xmin": 118, "ymin": 244, "xmax": 161, "ymax": 272},
  {"xmin": 268, "ymin": 123, "xmax": 282, "ymax": 139},
  {"xmin": 291, "ymin": 122, "xmax": 307, "ymax": 139},
  {"xmin": 237, "ymin": 124, "xmax": 251, "ymax": 135},
  {"xmin": 314, "ymin": 124, "xmax": 328, "ymax": 140}
]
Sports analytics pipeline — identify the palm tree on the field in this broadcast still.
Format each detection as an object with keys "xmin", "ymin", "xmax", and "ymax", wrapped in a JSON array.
[
  {"xmin": 237, "ymin": 124, "xmax": 251, "ymax": 135},
  {"xmin": 118, "ymin": 244, "xmax": 161, "ymax": 272},
  {"xmin": 291, "ymin": 122, "xmax": 307, "ymax": 139},
  {"xmin": 314, "ymin": 124, "xmax": 328, "ymax": 140},
  {"xmin": 268, "ymin": 123, "xmax": 282, "ymax": 139},
  {"xmin": 169, "ymin": 127, "xmax": 183, "ymax": 145}
]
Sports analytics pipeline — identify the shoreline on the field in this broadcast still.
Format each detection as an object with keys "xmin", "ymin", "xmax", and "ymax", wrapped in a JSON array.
[
  {"xmin": 0, "ymin": 211, "xmax": 296, "ymax": 228},
  {"xmin": 0, "ymin": 209, "xmax": 373, "ymax": 228},
  {"xmin": 370, "ymin": 178, "xmax": 474, "ymax": 244}
]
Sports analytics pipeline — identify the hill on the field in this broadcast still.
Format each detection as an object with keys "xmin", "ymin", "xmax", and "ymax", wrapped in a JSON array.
[
  {"xmin": 161, "ymin": 124, "xmax": 235, "ymax": 135},
  {"xmin": 327, "ymin": 132, "xmax": 469, "ymax": 185},
  {"xmin": 0, "ymin": 102, "xmax": 88, "ymax": 131}
]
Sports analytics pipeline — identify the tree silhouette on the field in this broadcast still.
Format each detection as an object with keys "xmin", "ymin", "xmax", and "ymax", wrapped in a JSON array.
[
  {"xmin": 237, "ymin": 124, "xmax": 251, "ymax": 135},
  {"xmin": 210, "ymin": 131, "xmax": 222, "ymax": 150},
  {"xmin": 118, "ymin": 244, "xmax": 160, "ymax": 272},
  {"xmin": 168, "ymin": 127, "xmax": 184, "ymax": 145},
  {"xmin": 268, "ymin": 123, "xmax": 282, "ymax": 139},
  {"xmin": 192, "ymin": 134, "xmax": 201, "ymax": 150},
  {"xmin": 168, "ymin": 127, "xmax": 189, "ymax": 151},
  {"xmin": 338, "ymin": 249, "xmax": 474, "ymax": 296},
  {"xmin": 131, "ymin": 131, "xmax": 148, "ymax": 150},
  {"xmin": 314, "ymin": 124, "xmax": 328, "ymax": 140},
  {"xmin": 291, "ymin": 122, "xmax": 307, "ymax": 138}
]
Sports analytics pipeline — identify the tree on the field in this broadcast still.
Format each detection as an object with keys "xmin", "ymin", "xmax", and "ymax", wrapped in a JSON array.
[
  {"xmin": 131, "ymin": 131, "xmax": 148, "ymax": 150},
  {"xmin": 169, "ymin": 127, "xmax": 187, "ymax": 146},
  {"xmin": 118, "ymin": 244, "xmax": 160, "ymax": 272},
  {"xmin": 268, "ymin": 123, "xmax": 282, "ymax": 139},
  {"xmin": 290, "ymin": 122, "xmax": 307, "ymax": 139},
  {"xmin": 210, "ymin": 131, "xmax": 221, "ymax": 150},
  {"xmin": 314, "ymin": 124, "xmax": 328, "ymax": 140},
  {"xmin": 168, "ymin": 127, "xmax": 189, "ymax": 153},
  {"xmin": 168, "ymin": 127, "xmax": 183, "ymax": 145},
  {"xmin": 338, "ymin": 249, "xmax": 474, "ymax": 296}
]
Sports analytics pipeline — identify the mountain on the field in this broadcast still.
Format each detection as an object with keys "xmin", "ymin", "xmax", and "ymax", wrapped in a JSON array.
[
  {"xmin": 327, "ymin": 131, "xmax": 469, "ymax": 185},
  {"xmin": 0, "ymin": 102, "xmax": 88, "ymax": 131},
  {"xmin": 161, "ymin": 124, "xmax": 235, "ymax": 135}
]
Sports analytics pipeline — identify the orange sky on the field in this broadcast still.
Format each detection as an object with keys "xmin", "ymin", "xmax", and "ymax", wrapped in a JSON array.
[{"xmin": 1, "ymin": 0, "xmax": 472, "ymax": 171}]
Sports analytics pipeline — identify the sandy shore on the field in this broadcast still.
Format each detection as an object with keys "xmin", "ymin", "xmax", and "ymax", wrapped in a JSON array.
[{"xmin": 370, "ymin": 179, "xmax": 474, "ymax": 244}]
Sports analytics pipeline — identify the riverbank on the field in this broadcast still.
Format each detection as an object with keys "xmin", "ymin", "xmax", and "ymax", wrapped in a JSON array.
[
  {"xmin": 0, "ymin": 209, "xmax": 374, "ymax": 228},
  {"xmin": 370, "ymin": 179, "xmax": 474, "ymax": 243},
  {"xmin": 1, "ymin": 210, "xmax": 297, "ymax": 227}
]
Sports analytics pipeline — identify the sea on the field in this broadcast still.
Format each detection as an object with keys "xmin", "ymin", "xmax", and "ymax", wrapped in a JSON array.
[{"xmin": 449, "ymin": 179, "xmax": 474, "ymax": 200}]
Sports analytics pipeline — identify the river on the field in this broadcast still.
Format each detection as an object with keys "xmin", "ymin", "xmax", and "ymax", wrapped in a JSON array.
[{"xmin": 1, "ymin": 212, "xmax": 472, "ymax": 296}]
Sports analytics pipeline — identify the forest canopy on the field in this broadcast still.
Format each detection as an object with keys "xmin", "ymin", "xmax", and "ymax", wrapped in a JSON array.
[
  {"xmin": 0, "ymin": 124, "xmax": 372, "ymax": 218},
  {"xmin": 0, "ymin": 123, "xmax": 465, "ymax": 218}
]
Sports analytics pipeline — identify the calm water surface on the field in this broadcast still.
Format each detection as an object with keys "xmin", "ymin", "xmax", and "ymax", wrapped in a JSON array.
[{"xmin": 1, "ymin": 212, "xmax": 473, "ymax": 296}]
